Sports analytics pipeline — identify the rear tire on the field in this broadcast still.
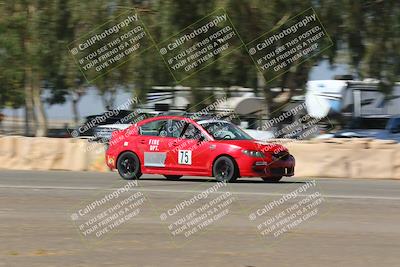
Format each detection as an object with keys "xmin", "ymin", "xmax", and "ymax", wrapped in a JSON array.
[
  {"xmin": 117, "ymin": 151, "xmax": 142, "ymax": 180},
  {"xmin": 262, "ymin": 176, "xmax": 282, "ymax": 183},
  {"xmin": 213, "ymin": 156, "xmax": 238, "ymax": 183},
  {"xmin": 164, "ymin": 175, "xmax": 182, "ymax": 180}
]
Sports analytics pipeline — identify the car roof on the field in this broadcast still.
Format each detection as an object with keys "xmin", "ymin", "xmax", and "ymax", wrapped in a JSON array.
[
  {"xmin": 139, "ymin": 115, "xmax": 233, "ymax": 125},
  {"xmin": 197, "ymin": 119, "xmax": 232, "ymax": 125},
  {"xmin": 138, "ymin": 115, "xmax": 195, "ymax": 124},
  {"xmin": 137, "ymin": 115, "xmax": 216, "ymax": 140},
  {"xmin": 154, "ymin": 112, "xmax": 228, "ymax": 121}
]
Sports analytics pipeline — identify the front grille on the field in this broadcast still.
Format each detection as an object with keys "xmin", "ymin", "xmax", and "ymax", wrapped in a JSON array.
[{"xmin": 271, "ymin": 168, "xmax": 285, "ymax": 175}]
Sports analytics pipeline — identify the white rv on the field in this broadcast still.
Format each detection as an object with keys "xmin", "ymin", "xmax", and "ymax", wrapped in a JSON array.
[{"xmin": 305, "ymin": 79, "xmax": 400, "ymax": 119}]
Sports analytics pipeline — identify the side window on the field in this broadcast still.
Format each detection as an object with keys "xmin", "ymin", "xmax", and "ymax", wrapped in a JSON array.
[
  {"xmin": 167, "ymin": 120, "xmax": 186, "ymax": 138},
  {"xmin": 139, "ymin": 120, "xmax": 167, "ymax": 136},
  {"xmin": 182, "ymin": 123, "xmax": 203, "ymax": 139}
]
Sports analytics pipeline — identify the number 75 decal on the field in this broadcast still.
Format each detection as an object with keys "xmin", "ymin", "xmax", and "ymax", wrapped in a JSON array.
[{"xmin": 178, "ymin": 150, "xmax": 192, "ymax": 165}]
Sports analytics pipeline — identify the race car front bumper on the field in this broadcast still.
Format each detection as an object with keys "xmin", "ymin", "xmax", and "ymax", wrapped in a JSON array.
[{"xmin": 239, "ymin": 155, "xmax": 295, "ymax": 177}]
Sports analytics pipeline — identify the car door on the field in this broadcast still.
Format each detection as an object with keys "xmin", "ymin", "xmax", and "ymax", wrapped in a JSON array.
[
  {"xmin": 137, "ymin": 119, "xmax": 170, "ymax": 169},
  {"xmin": 168, "ymin": 121, "xmax": 210, "ymax": 173}
]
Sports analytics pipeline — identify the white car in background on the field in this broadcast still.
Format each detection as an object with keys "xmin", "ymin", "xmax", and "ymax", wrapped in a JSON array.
[
  {"xmin": 244, "ymin": 129, "xmax": 275, "ymax": 141},
  {"xmin": 92, "ymin": 111, "xmax": 157, "ymax": 142}
]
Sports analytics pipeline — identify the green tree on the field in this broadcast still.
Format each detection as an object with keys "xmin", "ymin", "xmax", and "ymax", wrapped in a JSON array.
[
  {"xmin": 0, "ymin": 7, "xmax": 25, "ymax": 111},
  {"xmin": 0, "ymin": 1, "xmax": 65, "ymax": 136}
]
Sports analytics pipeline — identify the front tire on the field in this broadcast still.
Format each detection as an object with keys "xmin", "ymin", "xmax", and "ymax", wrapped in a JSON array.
[
  {"xmin": 117, "ymin": 151, "xmax": 142, "ymax": 180},
  {"xmin": 164, "ymin": 175, "xmax": 182, "ymax": 180},
  {"xmin": 213, "ymin": 156, "xmax": 238, "ymax": 183},
  {"xmin": 262, "ymin": 176, "xmax": 282, "ymax": 183}
]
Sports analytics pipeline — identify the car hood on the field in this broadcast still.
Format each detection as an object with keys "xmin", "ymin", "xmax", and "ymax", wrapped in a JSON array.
[{"xmin": 218, "ymin": 139, "xmax": 288, "ymax": 153}]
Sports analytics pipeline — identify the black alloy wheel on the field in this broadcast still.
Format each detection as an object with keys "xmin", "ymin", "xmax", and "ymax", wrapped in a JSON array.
[
  {"xmin": 117, "ymin": 151, "xmax": 142, "ymax": 180},
  {"xmin": 213, "ymin": 156, "xmax": 238, "ymax": 183}
]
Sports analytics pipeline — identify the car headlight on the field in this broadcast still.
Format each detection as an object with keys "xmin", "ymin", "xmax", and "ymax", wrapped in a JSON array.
[{"xmin": 242, "ymin": 150, "xmax": 265, "ymax": 158}]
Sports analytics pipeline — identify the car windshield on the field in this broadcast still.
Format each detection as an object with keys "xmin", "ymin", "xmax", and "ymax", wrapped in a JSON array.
[{"xmin": 201, "ymin": 121, "xmax": 253, "ymax": 140}]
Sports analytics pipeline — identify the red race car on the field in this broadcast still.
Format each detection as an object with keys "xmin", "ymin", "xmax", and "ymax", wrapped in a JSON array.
[{"xmin": 105, "ymin": 116, "xmax": 295, "ymax": 182}]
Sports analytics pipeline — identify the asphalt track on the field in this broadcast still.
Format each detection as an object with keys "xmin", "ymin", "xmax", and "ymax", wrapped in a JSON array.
[{"xmin": 0, "ymin": 170, "xmax": 399, "ymax": 267}]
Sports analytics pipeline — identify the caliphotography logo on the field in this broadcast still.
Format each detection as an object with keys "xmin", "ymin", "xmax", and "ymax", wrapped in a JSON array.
[
  {"xmin": 155, "ymin": 181, "xmax": 237, "ymax": 246},
  {"xmin": 70, "ymin": 181, "xmax": 147, "ymax": 244}
]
